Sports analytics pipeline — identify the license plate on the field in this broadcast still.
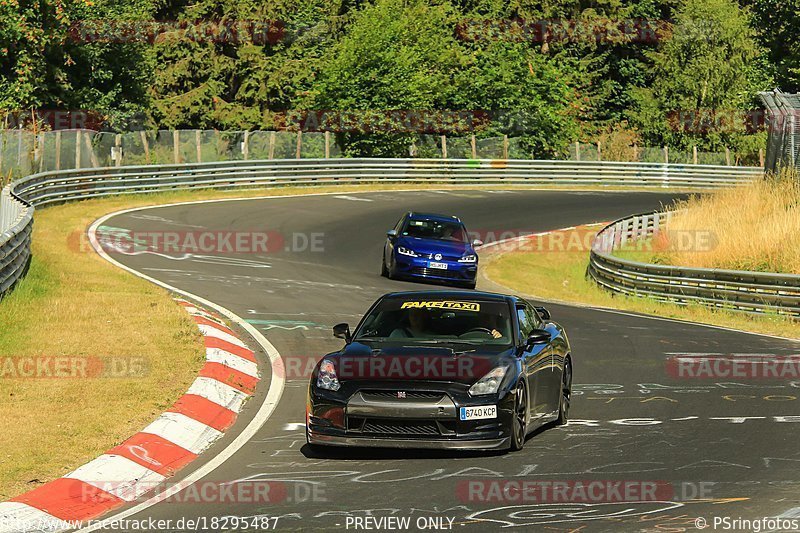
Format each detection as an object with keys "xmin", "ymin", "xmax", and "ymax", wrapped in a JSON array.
[
  {"xmin": 429, "ymin": 261, "xmax": 448, "ymax": 270},
  {"xmin": 460, "ymin": 405, "xmax": 497, "ymax": 421}
]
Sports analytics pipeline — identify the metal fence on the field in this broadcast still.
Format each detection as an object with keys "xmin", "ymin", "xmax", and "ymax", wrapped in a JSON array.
[
  {"xmin": 0, "ymin": 157, "xmax": 763, "ymax": 300},
  {"xmin": 588, "ymin": 212, "xmax": 800, "ymax": 316},
  {"xmin": 760, "ymin": 90, "xmax": 800, "ymax": 173},
  {"xmin": 0, "ymin": 129, "xmax": 759, "ymax": 181}
]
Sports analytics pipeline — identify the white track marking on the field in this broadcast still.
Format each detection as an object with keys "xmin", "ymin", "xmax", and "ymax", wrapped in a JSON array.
[
  {"xmin": 140, "ymin": 412, "xmax": 223, "ymax": 455},
  {"xmin": 206, "ymin": 348, "xmax": 259, "ymax": 377},
  {"xmin": 196, "ymin": 324, "xmax": 247, "ymax": 348},
  {"xmin": 65, "ymin": 455, "xmax": 166, "ymax": 502},
  {"xmin": 186, "ymin": 377, "xmax": 248, "ymax": 412},
  {"xmin": 0, "ymin": 502, "xmax": 66, "ymax": 533}
]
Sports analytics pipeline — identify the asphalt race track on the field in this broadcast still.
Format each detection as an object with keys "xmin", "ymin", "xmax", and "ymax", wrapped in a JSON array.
[{"xmin": 85, "ymin": 189, "xmax": 800, "ymax": 532}]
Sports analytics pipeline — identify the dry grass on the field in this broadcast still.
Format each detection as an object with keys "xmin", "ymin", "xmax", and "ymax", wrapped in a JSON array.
[
  {"xmin": 483, "ymin": 226, "xmax": 800, "ymax": 340},
  {"xmin": 654, "ymin": 172, "xmax": 800, "ymax": 274}
]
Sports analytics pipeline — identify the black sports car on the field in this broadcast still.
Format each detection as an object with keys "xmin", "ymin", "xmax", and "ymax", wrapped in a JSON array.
[{"xmin": 306, "ymin": 290, "xmax": 572, "ymax": 452}]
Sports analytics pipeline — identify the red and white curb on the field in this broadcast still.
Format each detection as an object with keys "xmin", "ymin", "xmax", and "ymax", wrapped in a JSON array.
[{"xmin": 0, "ymin": 299, "xmax": 259, "ymax": 533}]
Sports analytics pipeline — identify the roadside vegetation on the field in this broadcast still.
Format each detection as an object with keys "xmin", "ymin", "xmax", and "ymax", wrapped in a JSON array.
[
  {"xmin": 632, "ymin": 171, "xmax": 800, "ymax": 274},
  {"xmin": 2, "ymin": 0, "xmax": 793, "ymax": 162},
  {"xmin": 484, "ymin": 221, "xmax": 799, "ymax": 340}
]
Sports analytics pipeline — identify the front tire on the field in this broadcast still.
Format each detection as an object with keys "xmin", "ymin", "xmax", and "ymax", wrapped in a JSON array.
[
  {"xmin": 556, "ymin": 358, "xmax": 572, "ymax": 426},
  {"xmin": 509, "ymin": 381, "xmax": 528, "ymax": 451},
  {"xmin": 381, "ymin": 257, "xmax": 389, "ymax": 277}
]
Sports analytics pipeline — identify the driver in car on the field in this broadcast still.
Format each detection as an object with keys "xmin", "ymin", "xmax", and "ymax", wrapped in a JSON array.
[{"xmin": 390, "ymin": 308, "xmax": 432, "ymax": 338}]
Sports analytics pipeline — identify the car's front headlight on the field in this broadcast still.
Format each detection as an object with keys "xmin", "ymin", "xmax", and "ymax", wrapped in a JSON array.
[
  {"xmin": 458, "ymin": 254, "xmax": 477, "ymax": 263},
  {"xmin": 316, "ymin": 358, "xmax": 340, "ymax": 391},
  {"xmin": 397, "ymin": 246, "xmax": 419, "ymax": 257},
  {"xmin": 468, "ymin": 366, "xmax": 509, "ymax": 396}
]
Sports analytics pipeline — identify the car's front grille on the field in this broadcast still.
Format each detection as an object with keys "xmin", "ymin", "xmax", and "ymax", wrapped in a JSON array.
[
  {"xmin": 359, "ymin": 418, "xmax": 440, "ymax": 436},
  {"xmin": 421, "ymin": 253, "xmax": 460, "ymax": 261},
  {"xmin": 361, "ymin": 390, "xmax": 445, "ymax": 401},
  {"xmin": 411, "ymin": 267, "xmax": 462, "ymax": 279}
]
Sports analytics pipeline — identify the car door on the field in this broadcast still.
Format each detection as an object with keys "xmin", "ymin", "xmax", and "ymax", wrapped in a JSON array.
[
  {"xmin": 526, "ymin": 304, "xmax": 560, "ymax": 416},
  {"xmin": 516, "ymin": 304, "xmax": 550, "ymax": 421}
]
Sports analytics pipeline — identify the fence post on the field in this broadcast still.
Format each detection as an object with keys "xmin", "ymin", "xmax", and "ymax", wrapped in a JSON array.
[
  {"xmin": 75, "ymin": 131, "xmax": 82, "ymax": 169},
  {"xmin": 324, "ymin": 131, "xmax": 330, "ymax": 159},
  {"xmin": 296, "ymin": 131, "xmax": 302, "ymax": 159},
  {"xmin": 140, "ymin": 131, "xmax": 150, "ymax": 164},
  {"xmin": 725, "ymin": 146, "xmax": 731, "ymax": 166},
  {"xmin": 575, "ymin": 141, "xmax": 580, "ymax": 161},
  {"xmin": 632, "ymin": 143, "xmax": 638, "ymax": 161},
  {"xmin": 268, "ymin": 131, "xmax": 276, "ymax": 159},
  {"xmin": 502, "ymin": 135, "xmax": 508, "ymax": 159},
  {"xmin": 115, "ymin": 133, "xmax": 122, "ymax": 167},
  {"xmin": 86, "ymin": 132, "xmax": 99, "ymax": 168},
  {"xmin": 37, "ymin": 134, "xmax": 44, "ymax": 173},
  {"xmin": 243, "ymin": 130, "xmax": 250, "ymax": 160},
  {"xmin": 441, "ymin": 135, "xmax": 447, "ymax": 159},
  {"xmin": 759, "ymin": 148, "xmax": 764, "ymax": 167},
  {"xmin": 597, "ymin": 141, "xmax": 602, "ymax": 161},
  {"xmin": 195, "ymin": 130, "xmax": 202, "ymax": 163},
  {"xmin": 55, "ymin": 131, "xmax": 61, "ymax": 170},
  {"xmin": 173, "ymin": 130, "xmax": 180, "ymax": 164},
  {"xmin": 470, "ymin": 134, "xmax": 477, "ymax": 159},
  {"xmin": 663, "ymin": 146, "xmax": 669, "ymax": 164},
  {"xmin": 692, "ymin": 145, "xmax": 698, "ymax": 165}
]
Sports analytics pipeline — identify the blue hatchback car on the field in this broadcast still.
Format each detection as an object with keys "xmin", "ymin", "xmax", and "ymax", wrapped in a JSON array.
[{"xmin": 381, "ymin": 212, "xmax": 483, "ymax": 289}]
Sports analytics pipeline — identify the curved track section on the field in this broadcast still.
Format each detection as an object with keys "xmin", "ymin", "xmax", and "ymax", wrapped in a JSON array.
[{"xmin": 81, "ymin": 190, "xmax": 799, "ymax": 532}]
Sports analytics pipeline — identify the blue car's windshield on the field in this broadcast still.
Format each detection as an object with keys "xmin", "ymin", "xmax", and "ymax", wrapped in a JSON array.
[
  {"xmin": 402, "ymin": 218, "xmax": 468, "ymax": 243},
  {"xmin": 354, "ymin": 297, "xmax": 512, "ymax": 346}
]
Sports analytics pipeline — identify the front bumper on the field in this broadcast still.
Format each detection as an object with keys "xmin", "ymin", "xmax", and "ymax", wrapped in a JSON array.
[
  {"xmin": 307, "ymin": 382, "xmax": 515, "ymax": 450},
  {"xmin": 307, "ymin": 432, "xmax": 509, "ymax": 450},
  {"xmin": 393, "ymin": 255, "xmax": 477, "ymax": 283}
]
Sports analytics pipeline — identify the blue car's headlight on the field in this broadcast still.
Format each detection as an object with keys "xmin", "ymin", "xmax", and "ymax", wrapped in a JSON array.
[
  {"xmin": 458, "ymin": 254, "xmax": 477, "ymax": 263},
  {"xmin": 397, "ymin": 246, "xmax": 419, "ymax": 257}
]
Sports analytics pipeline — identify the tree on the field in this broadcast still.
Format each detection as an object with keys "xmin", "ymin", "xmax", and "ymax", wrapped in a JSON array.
[{"xmin": 629, "ymin": 0, "xmax": 771, "ymax": 151}]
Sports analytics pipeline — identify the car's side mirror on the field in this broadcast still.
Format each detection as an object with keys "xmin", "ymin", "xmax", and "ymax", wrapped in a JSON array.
[
  {"xmin": 387, "ymin": 229, "xmax": 397, "ymax": 239},
  {"xmin": 525, "ymin": 329, "xmax": 551, "ymax": 349},
  {"xmin": 333, "ymin": 323, "xmax": 351, "ymax": 342},
  {"xmin": 534, "ymin": 306, "xmax": 551, "ymax": 321},
  {"xmin": 472, "ymin": 239, "xmax": 484, "ymax": 247}
]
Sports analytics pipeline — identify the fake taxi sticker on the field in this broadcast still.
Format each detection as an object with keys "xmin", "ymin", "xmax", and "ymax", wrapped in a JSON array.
[{"xmin": 401, "ymin": 301, "xmax": 481, "ymax": 312}]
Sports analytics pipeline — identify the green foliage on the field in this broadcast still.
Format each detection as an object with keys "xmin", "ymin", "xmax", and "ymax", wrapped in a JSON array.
[
  {"xmin": 629, "ymin": 0, "xmax": 770, "ymax": 153},
  {"xmin": 0, "ymin": 0, "xmax": 786, "ymax": 159}
]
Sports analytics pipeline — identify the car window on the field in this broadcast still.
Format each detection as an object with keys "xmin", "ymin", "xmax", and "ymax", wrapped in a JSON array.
[
  {"xmin": 517, "ymin": 306, "xmax": 535, "ymax": 343},
  {"xmin": 402, "ymin": 218, "xmax": 468, "ymax": 243},
  {"xmin": 525, "ymin": 305, "xmax": 542, "ymax": 329}
]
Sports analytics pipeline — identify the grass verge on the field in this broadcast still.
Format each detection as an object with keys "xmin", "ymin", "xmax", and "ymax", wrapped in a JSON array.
[{"xmin": 483, "ymin": 224, "xmax": 799, "ymax": 340}]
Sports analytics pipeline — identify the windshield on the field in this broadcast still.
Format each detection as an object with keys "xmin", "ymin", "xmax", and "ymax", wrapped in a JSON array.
[
  {"xmin": 354, "ymin": 297, "xmax": 513, "ymax": 346},
  {"xmin": 402, "ymin": 218, "xmax": 468, "ymax": 243}
]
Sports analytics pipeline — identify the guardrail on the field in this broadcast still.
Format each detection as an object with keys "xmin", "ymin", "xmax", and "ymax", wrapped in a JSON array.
[
  {"xmin": 0, "ymin": 187, "xmax": 33, "ymax": 296},
  {"xmin": 0, "ymin": 157, "xmax": 763, "ymax": 300},
  {"xmin": 588, "ymin": 212, "xmax": 800, "ymax": 316}
]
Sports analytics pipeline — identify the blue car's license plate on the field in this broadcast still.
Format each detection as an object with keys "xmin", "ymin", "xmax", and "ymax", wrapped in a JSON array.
[{"xmin": 428, "ymin": 261, "xmax": 448, "ymax": 269}]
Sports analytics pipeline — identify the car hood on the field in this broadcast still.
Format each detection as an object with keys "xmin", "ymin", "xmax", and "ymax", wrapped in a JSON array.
[
  {"xmin": 326, "ymin": 341, "xmax": 514, "ymax": 385},
  {"xmin": 397, "ymin": 236, "xmax": 473, "ymax": 257}
]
